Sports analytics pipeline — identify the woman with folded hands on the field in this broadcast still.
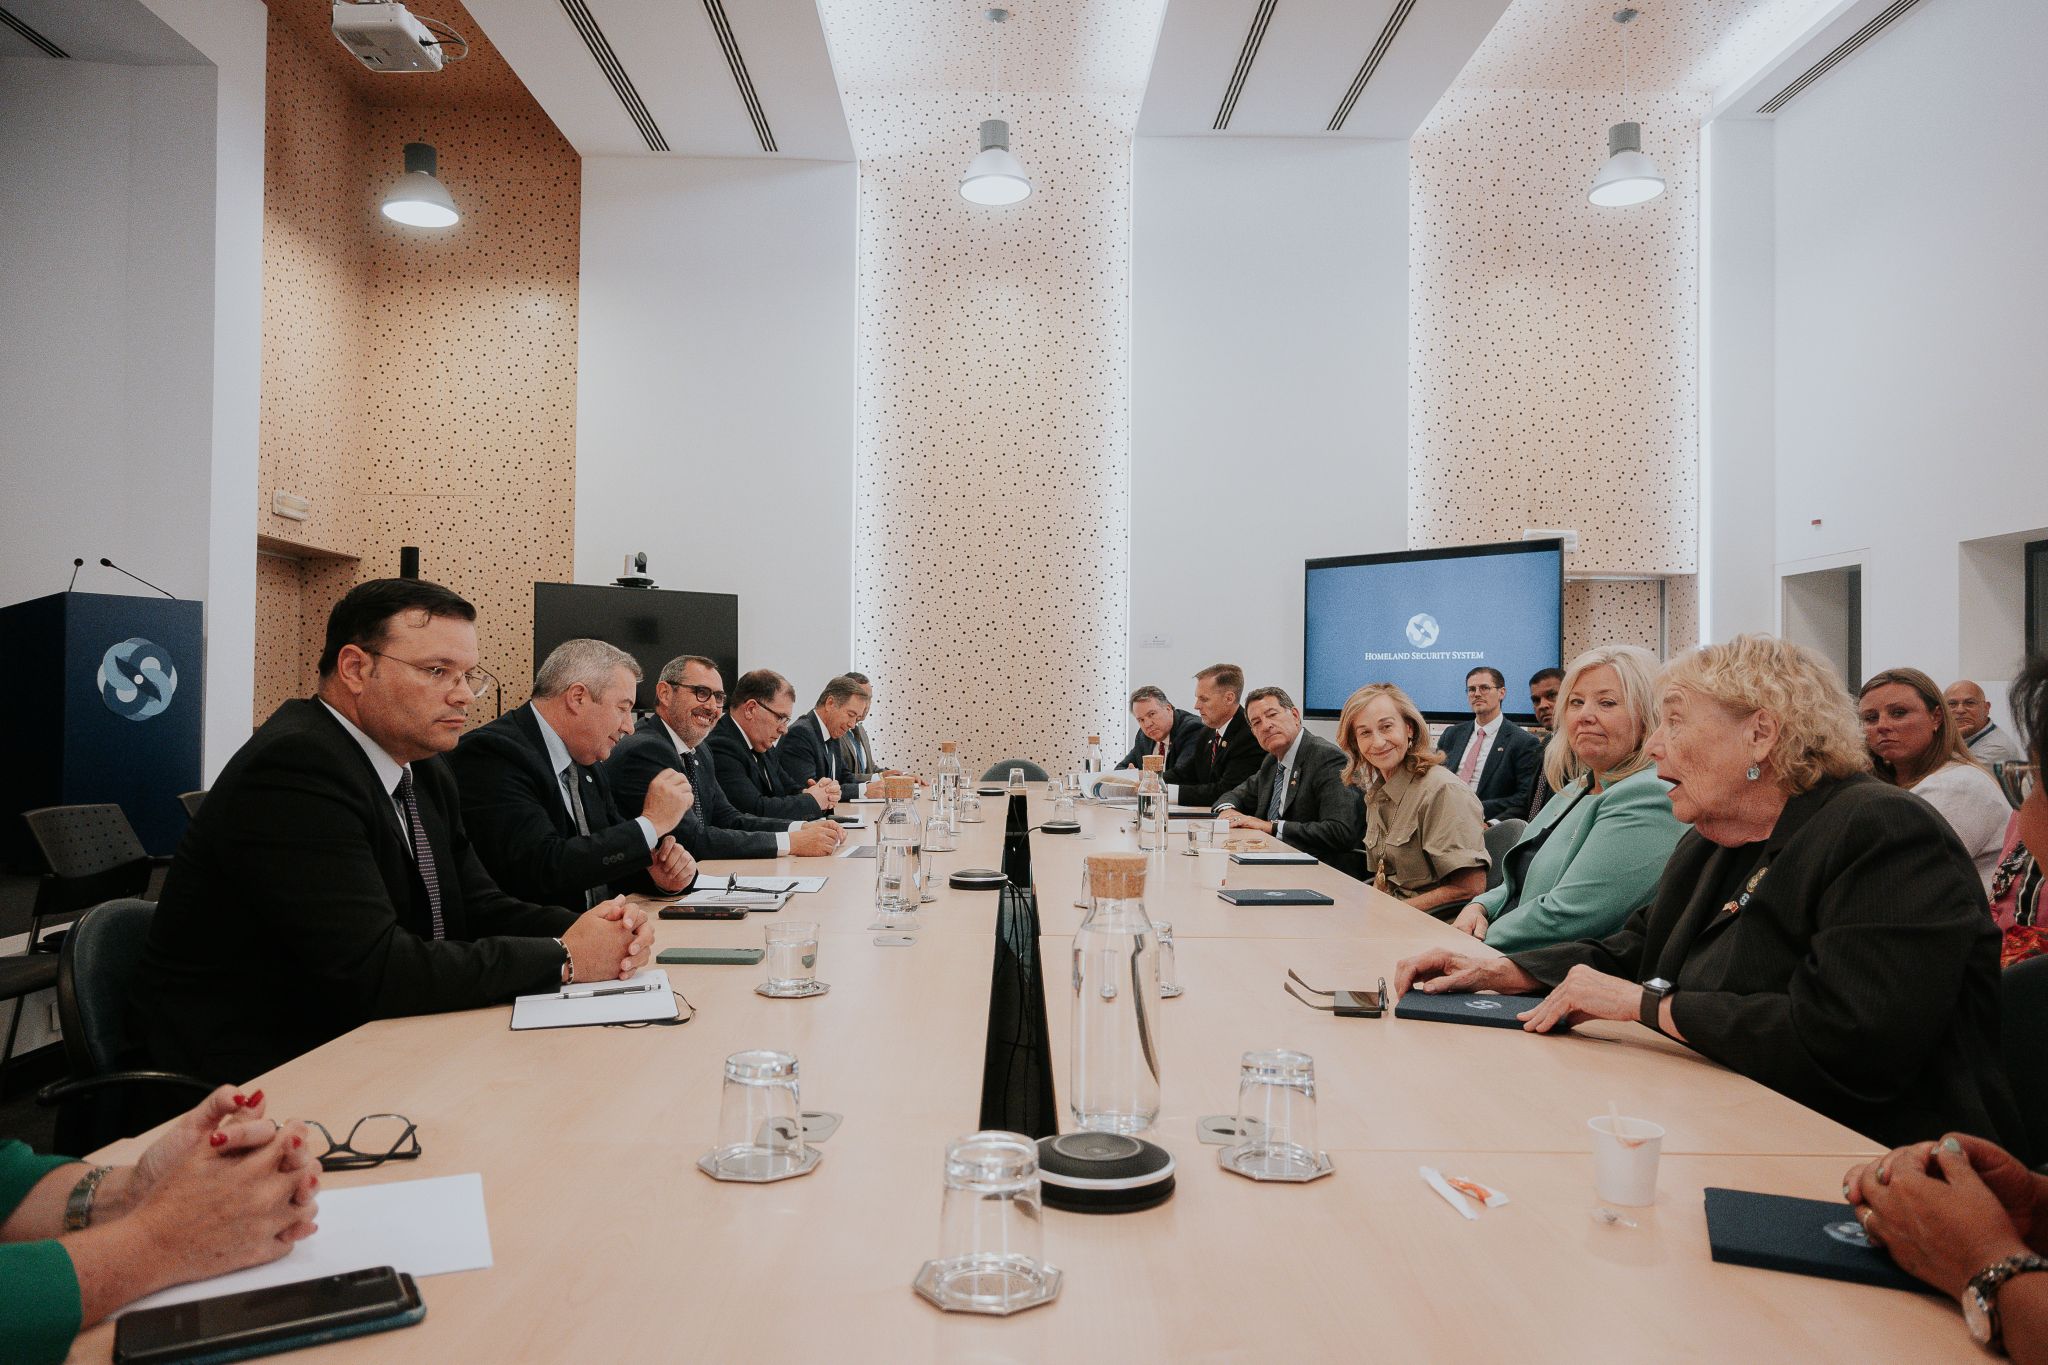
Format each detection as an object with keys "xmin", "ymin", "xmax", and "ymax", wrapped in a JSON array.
[
  {"xmin": 1338, "ymin": 682, "xmax": 1489, "ymax": 916},
  {"xmin": 2, "ymin": 1085, "xmax": 320, "ymax": 1364},
  {"xmin": 1394, "ymin": 634, "xmax": 2019, "ymax": 1149},
  {"xmin": 1450, "ymin": 645, "xmax": 1683, "ymax": 952}
]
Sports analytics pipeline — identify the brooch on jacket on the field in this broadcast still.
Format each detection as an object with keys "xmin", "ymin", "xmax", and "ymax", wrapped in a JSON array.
[{"xmin": 1723, "ymin": 865, "xmax": 1769, "ymax": 916}]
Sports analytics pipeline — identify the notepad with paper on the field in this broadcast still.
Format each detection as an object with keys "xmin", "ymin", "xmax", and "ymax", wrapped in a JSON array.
[
  {"xmin": 672, "ymin": 889, "xmax": 790, "ymax": 911},
  {"xmin": 1229, "ymin": 849, "xmax": 1318, "ymax": 865},
  {"xmin": 510, "ymin": 968, "xmax": 683, "ymax": 1030}
]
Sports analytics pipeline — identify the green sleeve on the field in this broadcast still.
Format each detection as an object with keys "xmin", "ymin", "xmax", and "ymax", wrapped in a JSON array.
[
  {"xmin": 1, "ymin": 1142, "xmax": 87, "ymax": 1365},
  {"xmin": 1, "ymin": 1240, "xmax": 86, "ymax": 1364},
  {"xmin": 1484, "ymin": 772, "xmax": 1684, "ymax": 955}
]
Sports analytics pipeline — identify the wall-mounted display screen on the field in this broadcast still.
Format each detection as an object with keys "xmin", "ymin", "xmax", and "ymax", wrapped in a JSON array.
[{"xmin": 1303, "ymin": 540, "xmax": 1564, "ymax": 721}]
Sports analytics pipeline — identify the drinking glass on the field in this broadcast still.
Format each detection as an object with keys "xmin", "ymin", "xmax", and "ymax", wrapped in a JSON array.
[
  {"xmin": 762, "ymin": 921, "xmax": 820, "ymax": 995},
  {"xmin": 704, "ymin": 1050, "xmax": 808, "ymax": 1181},
  {"xmin": 1588, "ymin": 1115, "xmax": 1664, "ymax": 1206},
  {"xmin": 913, "ymin": 1131, "xmax": 1060, "ymax": 1314},
  {"xmin": 1006, "ymin": 768, "xmax": 1027, "ymax": 796},
  {"xmin": 957, "ymin": 791, "xmax": 983, "ymax": 824},
  {"xmin": 1226, "ymin": 1049, "xmax": 1325, "ymax": 1179}
]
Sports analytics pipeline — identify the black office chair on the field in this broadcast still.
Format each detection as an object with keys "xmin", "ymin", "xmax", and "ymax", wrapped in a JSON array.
[
  {"xmin": 2002, "ymin": 955, "xmax": 2048, "ymax": 1168},
  {"xmin": 178, "ymin": 790, "xmax": 207, "ymax": 819},
  {"xmin": 36, "ymin": 899, "xmax": 210, "ymax": 1155},
  {"xmin": 1482, "ymin": 818, "xmax": 1527, "ymax": 892},
  {"xmin": 979, "ymin": 759, "xmax": 1050, "ymax": 784},
  {"xmin": 21, "ymin": 804, "xmax": 159, "ymax": 955},
  {"xmin": 0, "ymin": 954, "xmax": 61, "ymax": 1097}
]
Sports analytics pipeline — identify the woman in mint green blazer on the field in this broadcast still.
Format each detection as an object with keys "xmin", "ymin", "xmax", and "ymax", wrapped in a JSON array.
[
  {"xmin": 1453, "ymin": 645, "xmax": 1683, "ymax": 954},
  {"xmin": 1, "ymin": 1087, "xmax": 318, "ymax": 1363}
]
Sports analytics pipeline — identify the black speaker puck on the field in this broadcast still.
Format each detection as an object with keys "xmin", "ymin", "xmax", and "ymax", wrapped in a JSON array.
[{"xmin": 1037, "ymin": 1132, "xmax": 1176, "ymax": 1213}]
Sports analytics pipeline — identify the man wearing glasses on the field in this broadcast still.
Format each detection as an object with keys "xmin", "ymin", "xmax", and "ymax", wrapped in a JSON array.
[
  {"xmin": 448, "ymin": 638, "xmax": 699, "ymax": 909},
  {"xmin": 606, "ymin": 655, "xmax": 845, "ymax": 858},
  {"xmin": 137, "ymin": 579, "xmax": 654, "ymax": 1084},
  {"xmin": 705, "ymin": 669, "xmax": 843, "ymax": 821},
  {"xmin": 1436, "ymin": 665, "xmax": 1543, "ymax": 823}
]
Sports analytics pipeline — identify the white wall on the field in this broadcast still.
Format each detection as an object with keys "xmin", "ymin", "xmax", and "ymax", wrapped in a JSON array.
[
  {"xmin": 1773, "ymin": 0, "xmax": 2048, "ymax": 688},
  {"xmin": 574, "ymin": 156, "xmax": 857, "ymax": 700},
  {"xmin": 1130, "ymin": 136, "xmax": 1409, "ymax": 734},
  {"xmin": 1700, "ymin": 116, "xmax": 1777, "ymax": 642},
  {"xmin": 0, "ymin": 0, "xmax": 266, "ymax": 780}
]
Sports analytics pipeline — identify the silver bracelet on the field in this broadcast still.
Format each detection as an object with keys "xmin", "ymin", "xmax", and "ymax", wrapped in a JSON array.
[
  {"xmin": 555, "ymin": 936, "xmax": 573, "ymax": 985},
  {"xmin": 64, "ymin": 1165, "xmax": 114, "ymax": 1232}
]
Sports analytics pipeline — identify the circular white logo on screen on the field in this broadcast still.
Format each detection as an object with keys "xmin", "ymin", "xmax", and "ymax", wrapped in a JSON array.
[
  {"xmin": 1466, "ymin": 998, "xmax": 1503, "ymax": 1011},
  {"xmin": 1405, "ymin": 613, "xmax": 1440, "ymax": 649},
  {"xmin": 1823, "ymin": 1220, "xmax": 1872, "ymax": 1249}
]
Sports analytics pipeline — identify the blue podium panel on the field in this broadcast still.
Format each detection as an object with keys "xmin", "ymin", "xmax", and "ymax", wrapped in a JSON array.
[{"xmin": 0, "ymin": 591, "xmax": 205, "ymax": 861}]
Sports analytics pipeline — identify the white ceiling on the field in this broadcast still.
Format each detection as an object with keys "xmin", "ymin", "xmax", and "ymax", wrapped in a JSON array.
[
  {"xmin": 463, "ymin": 0, "xmax": 854, "ymax": 158},
  {"xmin": 1451, "ymin": 0, "xmax": 1843, "ymax": 97},
  {"xmin": 1137, "ymin": 0, "xmax": 1514, "ymax": 139},
  {"xmin": 818, "ymin": 0, "xmax": 1167, "ymax": 98},
  {"xmin": 0, "ymin": 0, "xmax": 202, "ymax": 64}
]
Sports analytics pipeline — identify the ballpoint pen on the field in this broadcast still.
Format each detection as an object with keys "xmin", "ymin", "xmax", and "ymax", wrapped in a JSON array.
[{"xmin": 562, "ymin": 981, "xmax": 661, "ymax": 1000}]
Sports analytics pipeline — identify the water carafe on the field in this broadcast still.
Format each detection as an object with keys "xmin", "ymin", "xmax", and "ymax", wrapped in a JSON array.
[{"xmin": 1069, "ymin": 852, "xmax": 1162, "ymax": 1134}]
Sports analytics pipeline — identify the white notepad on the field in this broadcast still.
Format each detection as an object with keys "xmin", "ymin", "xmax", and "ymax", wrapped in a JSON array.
[
  {"xmin": 671, "ymin": 889, "xmax": 790, "ymax": 911},
  {"xmin": 510, "ymin": 968, "xmax": 681, "ymax": 1030}
]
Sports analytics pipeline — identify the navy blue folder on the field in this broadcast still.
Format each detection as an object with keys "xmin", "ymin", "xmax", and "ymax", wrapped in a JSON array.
[
  {"xmin": 1215, "ymin": 888, "xmax": 1335, "ymax": 906},
  {"xmin": 1703, "ymin": 1188, "xmax": 1933, "ymax": 1293},
  {"xmin": 1392, "ymin": 989, "xmax": 1550, "ymax": 1029}
]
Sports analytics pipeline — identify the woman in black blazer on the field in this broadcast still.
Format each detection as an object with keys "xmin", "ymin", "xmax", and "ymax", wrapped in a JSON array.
[{"xmin": 1396, "ymin": 634, "xmax": 2018, "ymax": 1152}]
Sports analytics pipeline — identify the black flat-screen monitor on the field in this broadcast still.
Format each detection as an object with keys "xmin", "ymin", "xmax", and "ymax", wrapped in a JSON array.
[
  {"xmin": 532, "ymin": 583, "xmax": 738, "ymax": 712},
  {"xmin": 1302, "ymin": 540, "xmax": 1564, "ymax": 722}
]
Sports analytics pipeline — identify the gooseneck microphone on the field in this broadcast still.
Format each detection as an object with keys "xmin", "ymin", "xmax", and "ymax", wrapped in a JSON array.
[
  {"xmin": 99, "ymin": 558, "xmax": 176, "ymax": 599},
  {"xmin": 67, "ymin": 558, "xmax": 83, "ymax": 592}
]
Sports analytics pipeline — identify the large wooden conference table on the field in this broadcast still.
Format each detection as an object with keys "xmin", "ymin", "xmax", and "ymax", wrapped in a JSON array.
[{"xmin": 73, "ymin": 790, "xmax": 1973, "ymax": 1362}]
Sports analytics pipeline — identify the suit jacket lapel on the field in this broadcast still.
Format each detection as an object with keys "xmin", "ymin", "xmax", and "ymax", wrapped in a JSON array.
[{"xmin": 509, "ymin": 705, "xmax": 577, "ymax": 838}]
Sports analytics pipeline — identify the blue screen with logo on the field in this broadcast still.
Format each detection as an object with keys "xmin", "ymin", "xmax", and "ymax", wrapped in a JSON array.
[{"xmin": 1302, "ymin": 543, "xmax": 1563, "ymax": 719}]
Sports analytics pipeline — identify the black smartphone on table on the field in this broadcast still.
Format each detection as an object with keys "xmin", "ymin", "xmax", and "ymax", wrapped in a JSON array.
[
  {"xmin": 114, "ymin": 1266, "xmax": 423, "ymax": 1364},
  {"xmin": 659, "ymin": 905, "xmax": 749, "ymax": 920}
]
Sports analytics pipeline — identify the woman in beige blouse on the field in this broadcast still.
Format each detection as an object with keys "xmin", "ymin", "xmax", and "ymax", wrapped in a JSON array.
[{"xmin": 1338, "ymin": 683, "xmax": 1489, "ymax": 915}]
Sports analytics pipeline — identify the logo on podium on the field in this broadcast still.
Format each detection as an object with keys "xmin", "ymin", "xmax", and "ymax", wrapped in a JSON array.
[
  {"xmin": 1404, "ymin": 613, "xmax": 1440, "ymax": 649},
  {"xmin": 99, "ymin": 637, "xmax": 178, "ymax": 721}
]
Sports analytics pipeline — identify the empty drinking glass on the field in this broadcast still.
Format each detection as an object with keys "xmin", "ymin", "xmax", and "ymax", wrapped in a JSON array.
[
  {"xmin": 700, "ymin": 1050, "xmax": 813, "ymax": 1182},
  {"xmin": 912, "ymin": 1131, "xmax": 1061, "ymax": 1315},
  {"xmin": 1222, "ymin": 1049, "xmax": 1329, "ymax": 1181},
  {"xmin": 957, "ymin": 790, "xmax": 984, "ymax": 824},
  {"xmin": 1006, "ymin": 768, "xmax": 1027, "ymax": 796},
  {"xmin": 760, "ymin": 921, "xmax": 822, "ymax": 997}
]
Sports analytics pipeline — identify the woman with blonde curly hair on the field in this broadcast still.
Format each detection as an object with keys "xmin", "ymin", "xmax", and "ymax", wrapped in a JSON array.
[
  {"xmin": 1451, "ymin": 645, "xmax": 1684, "ymax": 953},
  {"xmin": 1860, "ymin": 666, "xmax": 2009, "ymax": 891},
  {"xmin": 1397, "ymin": 634, "xmax": 2018, "ymax": 1150},
  {"xmin": 1336, "ymin": 683, "xmax": 1488, "ymax": 916}
]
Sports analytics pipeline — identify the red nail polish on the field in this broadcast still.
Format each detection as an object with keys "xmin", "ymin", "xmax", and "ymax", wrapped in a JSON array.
[
  {"xmin": 209, "ymin": 1131, "xmax": 228, "ymax": 1148},
  {"xmin": 291, "ymin": 1135, "xmax": 304, "ymax": 1149},
  {"xmin": 232, "ymin": 1094, "xmax": 248, "ymax": 1106},
  {"xmin": 309, "ymin": 1176, "xmax": 319, "ymax": 1188},
  {"xmin": 248, "ymin": 1090, "xmax": 265, "ymax": 1106}
]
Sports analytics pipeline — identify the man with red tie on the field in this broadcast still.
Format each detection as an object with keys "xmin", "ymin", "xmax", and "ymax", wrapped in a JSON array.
[{"xmin": 1161, "ymin": 663, "xmax": 1264, "ymax": 809}]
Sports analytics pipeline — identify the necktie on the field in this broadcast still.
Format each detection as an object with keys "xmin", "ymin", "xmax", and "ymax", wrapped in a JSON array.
[
  {"xmin": 680, "ymin": 751, "xmax": 704, "ymax": 830},
  {"xmin": 394, "ymin": 770, "xmax": 446, "ymax": 940},
  {"xmin": 1457, "ymin": 728, "xmax": 1483, "ymax": 785},
  {"xmin": 561, "ymin": 766, "xmax": 599, "ymax": 911},
  {"xmin": 1208, "ymin": 733, "xmax": 1223, "ymax": 768},
  {"xmin": 1266, "ymin": 764, "xmax": 1288, "ymax": 821}
]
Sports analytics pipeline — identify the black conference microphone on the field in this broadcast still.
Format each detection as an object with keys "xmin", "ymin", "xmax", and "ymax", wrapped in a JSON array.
[
  {"xmin": 67, "ymin": 557, "xmax": 83, "ymax": 592},
  {"xmin": 99, "ymin": 558, "xmax": 176, "ymax": 599}
]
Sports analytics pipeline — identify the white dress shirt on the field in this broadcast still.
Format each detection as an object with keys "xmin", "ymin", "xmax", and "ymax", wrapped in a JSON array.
[
  {"xmin": 1216, "ymin": 728, "xmax": 1303, "ymax": 835},
  {"xmin": 532, "ymin": 704, "xmax": 656, "ymax": 849},
  {"xmin": 662, "ymin": 717, "xmax": 799, "ymax": 853},
  {"xmin": 1456, "ymin": 714, "xmax": 1501, "ymax": 789},
  {"xmin": 320, "ymin": 699, "xmax": 412, "ymax": 850}
]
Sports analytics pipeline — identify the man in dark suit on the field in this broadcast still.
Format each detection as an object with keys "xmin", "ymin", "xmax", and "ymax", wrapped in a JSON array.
[
  {"xmin": 1213, "ymin": 686, "xmax": 1367, "ymax": 879},
  {"xmin": 1438, "ymin": 665, "xmax": 1544, "ymax": 822},
  {"xmin": 1113, "ymin": 686, "xmax": 1206, "ymax": 773},
  {"xmin": 447, "ymin": 639, "xmax": 696, "ymax": 910},
  {"xmin": 705, "ymin": 669, "xmax": 842, "ymax": 821},
  {"xmin": 134, "ymin": 579, "xmax": 653, "ymax": 1083},
  {"xmin": 1161, "ymin": 663, "xmax": 1265, "ymax": 809},
  {"xmin": 777, "ymin": 675, "xmax": 866, "ymax": 797},
  {"xmin": 605, "ymin": 655, "xmax": 846, "ymax": 859},
  {"xmin": 833, "ymin": 671, "xmax": 899, "ymax": 784}
]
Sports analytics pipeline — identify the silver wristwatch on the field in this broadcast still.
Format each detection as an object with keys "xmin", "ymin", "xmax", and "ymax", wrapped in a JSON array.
[
  {"xmin": 1964, "ymin": 1252, "xmax": 2048, "ymax": 1351},
  {"xmin": 555, "ymin": 936, "xmax": 573, "ymax": 986}
]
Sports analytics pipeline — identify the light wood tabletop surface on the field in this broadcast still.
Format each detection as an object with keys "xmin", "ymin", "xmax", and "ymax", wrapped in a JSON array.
[{"xmin": 69, "ymin": 786, "xmax": 1963, "ymax": 1362}]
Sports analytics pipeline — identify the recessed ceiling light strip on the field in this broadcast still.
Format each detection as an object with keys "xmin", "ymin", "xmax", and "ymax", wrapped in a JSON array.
[
  {"xmin": 1328, "ymin": 0, "xmax": 1415, "ymax": 132},
  {"xmin": 702, "ymin": 0, "xmax": 777, "ymax": 153},
  {"xmin": 0, "ymin": 4, "xmax": 69, "ymax": 58},
  {"xmin": 1757, "ymin": 0, "xmax": 1924, "ymax": 114},
  {"xmin": 1213, "ymin": 0, "xmax": 1278, "ymax": 131},
  {"xmin": 555, "ymin": 0, "xmax": 668, "ymax": 151}
]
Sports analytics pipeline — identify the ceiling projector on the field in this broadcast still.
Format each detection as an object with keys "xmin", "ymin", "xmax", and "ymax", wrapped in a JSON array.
[{"xmin": 332, "ymin": 2, "xmax": 444, "ymax": 72}]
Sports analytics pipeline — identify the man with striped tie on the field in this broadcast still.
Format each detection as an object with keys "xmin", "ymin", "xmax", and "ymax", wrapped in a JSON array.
[{"xmin": 136, "ymin": 580, "xmax": 655, "ymax": 1084}]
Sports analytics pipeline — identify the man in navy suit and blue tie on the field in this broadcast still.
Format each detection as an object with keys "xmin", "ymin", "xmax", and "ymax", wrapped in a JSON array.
[{"xmin": 1436, "ymin": 666, "xmax": 1543, "ymax": 823}]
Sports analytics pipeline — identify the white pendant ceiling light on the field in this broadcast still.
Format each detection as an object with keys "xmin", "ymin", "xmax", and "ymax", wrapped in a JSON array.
[
  {"xmin": 1588, "ymin": 8, "xmax": 1665, "ymax": 208},
  {"xmin": 382, "ymin": 140, "xmax": 460, "ymax": 227},
  {"xmin": 960, "ymin": 8, "xmax": 1031, "ymax": 206}
]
